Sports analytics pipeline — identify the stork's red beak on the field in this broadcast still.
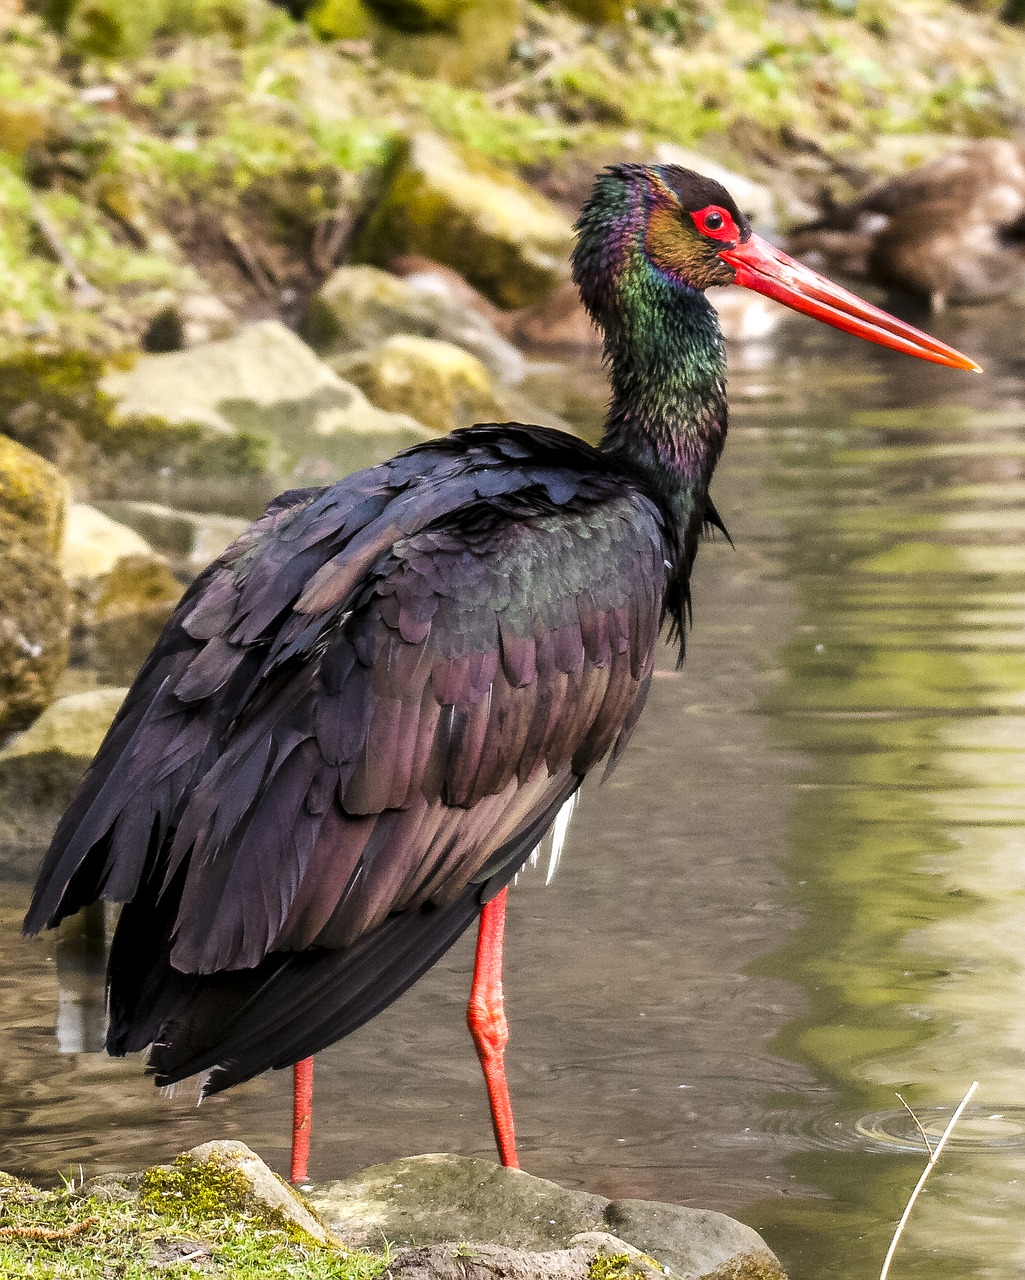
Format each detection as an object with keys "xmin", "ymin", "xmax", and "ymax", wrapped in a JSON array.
[{"xmin": 719, "ymin": 234, "xmax": 982, "ymax": 372}]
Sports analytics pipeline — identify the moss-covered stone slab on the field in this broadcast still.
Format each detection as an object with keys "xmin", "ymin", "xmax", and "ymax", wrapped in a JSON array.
[
  {"xmin": 354, "ymin": 134, "xmax": 575, "ymax": 310},
  {"xmin": 306, "ymin": 1154, "xmax": 786, "ymax": 1280},
  {"xmin": 301, "ymin": 264, "xmax": 525, "ymax": 386},
  {"xmin": 0, "ymin": 436, "xmax": 70, "ymax": 736}
]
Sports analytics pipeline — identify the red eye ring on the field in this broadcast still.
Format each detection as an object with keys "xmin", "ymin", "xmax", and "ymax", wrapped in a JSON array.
[{"xmin": 691, "ymin": 205, "xmax": 739, "ymax": 242}]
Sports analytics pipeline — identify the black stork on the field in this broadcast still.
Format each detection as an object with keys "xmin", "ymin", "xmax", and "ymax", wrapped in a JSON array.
[{"xmin": 23, "ymin": 164, "xmax": 979, "ymax": 1185}]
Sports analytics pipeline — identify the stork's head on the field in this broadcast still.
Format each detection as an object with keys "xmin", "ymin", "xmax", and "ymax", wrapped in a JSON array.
[{"xmin": 573, "ymin": 164, "xmax": 980, "ymax": 372}]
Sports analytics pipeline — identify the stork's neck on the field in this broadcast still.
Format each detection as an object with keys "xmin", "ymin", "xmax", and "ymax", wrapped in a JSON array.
[{"xmin": 599, "ymin": 277, "xmax": 729, "ymax": 535}]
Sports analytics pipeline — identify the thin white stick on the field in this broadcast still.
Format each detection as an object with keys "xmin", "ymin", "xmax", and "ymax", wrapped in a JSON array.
[
  {"xmin": 896, "ymin": 1092, "xmax": 933, "ymax": 1156},
  {"xmin": 878, "ymin": 1081, "xmax": 979, "ymax": 1280}
]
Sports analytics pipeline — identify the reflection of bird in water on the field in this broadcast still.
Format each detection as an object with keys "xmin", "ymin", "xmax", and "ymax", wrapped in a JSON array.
[
  {"xmin": 22, "ymin": 165, "xmax": 979, "ymax": 1187},
  {"xmin": 788, "ymin": 140, "xmax": 1025, "ymax": 310}
]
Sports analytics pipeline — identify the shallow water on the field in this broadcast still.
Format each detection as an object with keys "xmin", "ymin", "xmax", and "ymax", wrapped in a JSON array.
[{"xmin": 3, "ymin": 301, "xmax": 1025, "ymax": 1279}]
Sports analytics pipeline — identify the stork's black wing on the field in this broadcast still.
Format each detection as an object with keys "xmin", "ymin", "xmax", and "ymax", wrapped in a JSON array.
[{"xmin": 24, "ymin": 425, "xmax": 670, "ymax": 1092}]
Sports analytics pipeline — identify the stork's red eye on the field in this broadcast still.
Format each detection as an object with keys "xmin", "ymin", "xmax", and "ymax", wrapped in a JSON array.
[{"xmin": 691, "ymin": 205, "xmax": 739, "ymax": 242}]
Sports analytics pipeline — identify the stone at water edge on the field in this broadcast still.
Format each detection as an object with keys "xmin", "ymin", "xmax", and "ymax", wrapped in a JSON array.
[
  {"xmin": 89, "ymin": 1141, "xmax": 339, "ymax": 1246},
  {"xmin": 383, "ymin": 1235, "xmax": 664, "ymax": 1280},
  {"xmin": 334, "ymin": 336, "xmax": 568, "ymax": 437},
  {"xmin": 305, "ymin": 1153, "xmax": 786, "ymax": 1280}
]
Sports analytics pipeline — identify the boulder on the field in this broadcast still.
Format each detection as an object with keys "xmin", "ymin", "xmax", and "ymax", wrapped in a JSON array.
[
  {"xmin": 102, "ymin": 320, "xmax": 433, "ymax": 490},
  {"xmin": 0, "ymin": 687, "xmax": 126, "ymax": 845},
  {"xmin": 61, "ymin": 503, "xmax": 182, "ymax": 622},
  {"xmin": 306, "ymin": 1154, "xmax": 785, "ymax": 1280},
  {"xmin": 354, "ymin": 134, "xmax": 576, "ymax": 310},
  {"xmin": 0, "ymin": 436, "xmax": 70, "ymax": 736},
  {"xmin": 131, "ymin": 1142, "xmax": 339, "ymax": 1246},
  {"xmin": 302, "ymin": 264, "xmax": 525, "ymax": 385},
  {"xmin": 142, "ymin": 292, "xmax": 238, "ymax": 353},
  {"xmin": 307, "ymin": 0, "xmax": 521, "ymax": 87},
  {"xmin": 385, "ymin": 1237, "xmax": 662, "ymax": 1280},
  {"xmin": 95, "ymin": 500, "xmax": 249, "ymax": 575},
  {"xmin": 335, "ymin": 336, "xmax": 514, "ymax": 433}
]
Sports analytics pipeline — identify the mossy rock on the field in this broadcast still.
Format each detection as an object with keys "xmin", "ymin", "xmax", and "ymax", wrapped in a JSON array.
[
  {"xmin": 307, "ymin": 1154, "xmax": 786, "ymax": 1278},
  {"xmin": 308, "ymin": 0, "xmax": 521, "ymax": 86},
  {"xmin": 0, "ymin": 348, "xmax": 267, "ymax": 485},
  {"xmin": 0, "ymin": 437, "xmax": 70, "ymax": 736},
  {"xmin": 335, "ymin": 334, "xmax": 511, "ymax": 432},
  {"xmin": 301, "ymin": 264, "xmax": 525, "ymax": 385},
  {"xmin": 354, "ymin": 133, "xmax": 575, "ymax": 310},
  {"xmin": 62, "ymin": 503, "xmax": 183, "ymax": 622},
  {"xmin": 0, "ymin": 687, "xmax": 126, "ymax": 842},
  {"xmin": 554, "ymin": 0, "xmax": 628, "ymax": 22},
  {"xmin": 103, "ymin": 320, "xmax": 432, "ymax": 496},
  {"xmin": 42, "ymin": 0, "xmax": 262, "ymax": 56},
  {"xmin": 138, "ymin": 1142, "xmax": 338, "ymax": 1246}
]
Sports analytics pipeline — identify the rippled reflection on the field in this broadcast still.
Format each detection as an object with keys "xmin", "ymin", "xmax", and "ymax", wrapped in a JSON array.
[{"xmin": 743, "ymin": 306, "xmax": 1025, "ymax": 1279}]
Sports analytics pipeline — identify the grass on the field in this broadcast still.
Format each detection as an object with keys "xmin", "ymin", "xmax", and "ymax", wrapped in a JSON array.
[{"xmin": 0, "ymin": 1169, "xmax": 387, "ymax": 1280}]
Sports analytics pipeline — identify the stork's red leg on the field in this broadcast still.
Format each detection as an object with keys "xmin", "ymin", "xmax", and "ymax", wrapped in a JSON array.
[
  {"xmin": 467, "ymin": 887, "xmax": 519, "ymax": 1168},
  {"xmin": 290, "ymin": 1056, "xmax": 314, "ymax": 1184}
]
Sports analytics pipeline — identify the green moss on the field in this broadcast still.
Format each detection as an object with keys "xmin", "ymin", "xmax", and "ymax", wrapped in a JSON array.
[
  {"xmin": 589, "ymin": 1250, "xmax": 640, "ymax": 1280},
  {"xmin": 139, "ymin": 1151, "xmax": 261, "ymax": 1223},
  {"xmin": 0, "ymin": 1160, "xmax": 387, "ymax": 1280}
]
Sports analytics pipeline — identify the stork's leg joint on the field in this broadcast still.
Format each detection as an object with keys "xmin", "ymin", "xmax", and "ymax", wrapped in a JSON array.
[{"xmin": 468, "ymin": 888, "xmax": 519, "ymax": 1169}]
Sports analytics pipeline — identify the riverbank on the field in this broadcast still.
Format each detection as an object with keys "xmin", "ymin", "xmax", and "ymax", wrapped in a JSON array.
[{"xmin": 0, "ymin": 1142, "xmax": 787, "ymax": 1279}]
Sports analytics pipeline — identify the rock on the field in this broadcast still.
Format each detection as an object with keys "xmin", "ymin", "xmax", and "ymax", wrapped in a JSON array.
[
  {"xmin": 135, "ymin": 1142, "xmax": 338, "ymax": 1246},
  {"xmin": 335, "ymin": 335, "xmax": 516, "ymax": 433},
  {"xmin": 102, "ymin": 320, "xmax": 433, "ymax": 489},
  {"xmin": 0, "ymin": 436, "xmax": 70, "ymax": 736},
  {"xmin": 306, "ymin": 1154, "xmax": 784, "ymax": 1280},
  {"xmin": 54, "ymin": 0, "xmax": 257, "ymax": 58},
  {"xmin": 142, "ymin": 293, "xmax": 238, "ymax": 353},
  {"xmin": 556, "ymin": 0, "xmax": 627, "ymax": 22},
  {"xmin": 0, "ymin": 687, "xmax": 126, "ymax": 844},
  {"xmin": 61, "ymin": 503, "xmax": 182, "ymax": 622},
  {"xmin": 786, "ymin": 139, "xmax": 1025, "ymax": 308},
  {"xmin": 307, "ymin": 0, "xmax": 520, "ymax": 87},
  {"xmin": 508, "ymin": 279, "xmax": 600, "ymax": 349},
  {"xmin": 95, "ymin": 500, "xmax": 248, "ymax": 575},
  {"xmin": 710, "ymin": 287, "xmax": 780, "ymax": 344},
  {"xmin": 302, "ymin": 264, "xmax": 525, "ymax": 386},
  {"xmin": 386, "ymin": 1237, "xmax": 662, "ymax": 1280},
  {"xmin": 60, "ymin": 505, "xmax": 181, "ymax": 684},
  {"xmin": 354, "ymin": 134, "xmax": 576, "ymax": 310}
]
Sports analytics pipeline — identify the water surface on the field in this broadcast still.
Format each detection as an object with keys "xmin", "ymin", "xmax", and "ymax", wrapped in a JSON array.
[{"xmin": 3, "ymin": 301, "xmax": 1024, "ymax": 1279}]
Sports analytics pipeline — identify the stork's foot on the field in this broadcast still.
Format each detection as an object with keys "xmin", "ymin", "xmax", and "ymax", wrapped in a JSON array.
[{"xmin": 468, "ymin": 889, "xmax": 519, "ymax": 1168}]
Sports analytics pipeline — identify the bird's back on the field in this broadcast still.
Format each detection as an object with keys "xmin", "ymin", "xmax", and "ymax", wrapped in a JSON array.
[{"xmin": 24, "ymin": 423, "xmax": 674, "ymax": 1092}]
